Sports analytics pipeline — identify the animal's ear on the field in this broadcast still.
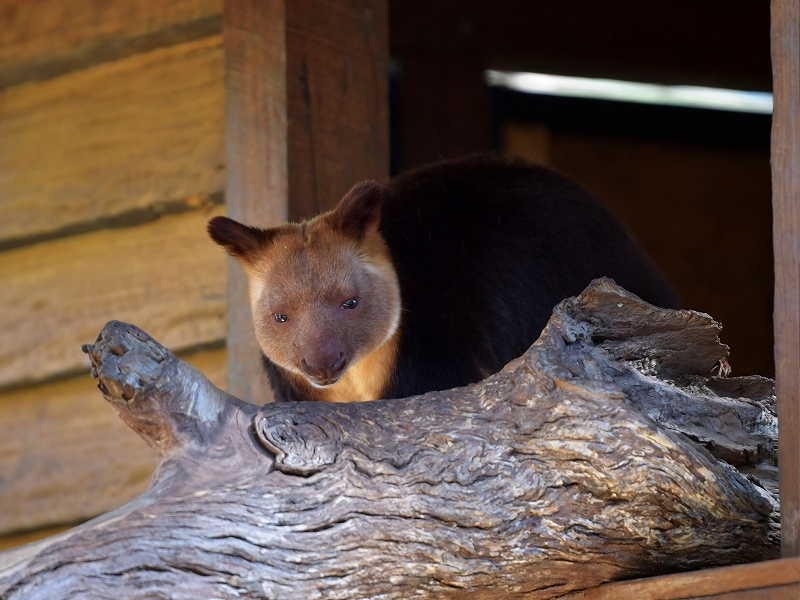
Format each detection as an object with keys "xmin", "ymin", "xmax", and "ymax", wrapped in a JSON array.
[
  {"xmin": 207, "ymin": 216, "xmax": 277, "ymax": 264},
  {"xmin": 329, "ymin": 181, "xmax": 384, "ymax": 240}
]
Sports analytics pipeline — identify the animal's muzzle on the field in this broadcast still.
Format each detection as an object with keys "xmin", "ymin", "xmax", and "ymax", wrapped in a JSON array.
[{"xmin": 301, "ymin": 353, "xmax": 347, "ymax": 386}]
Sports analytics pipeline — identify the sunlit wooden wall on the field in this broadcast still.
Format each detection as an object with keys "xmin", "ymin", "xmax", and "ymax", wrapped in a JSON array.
[{"xmin": 0, "ymin": 0, "xmax": 229, "ymax": 550}]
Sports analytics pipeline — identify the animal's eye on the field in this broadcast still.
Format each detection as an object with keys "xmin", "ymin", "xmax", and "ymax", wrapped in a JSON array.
[
  {"xmin": 341, "ymin": 298, "xmax": 358, "ymax": 309},
  {"xmin": 273, "ymin": 313, "xmax": 289, "ymax": 323}
]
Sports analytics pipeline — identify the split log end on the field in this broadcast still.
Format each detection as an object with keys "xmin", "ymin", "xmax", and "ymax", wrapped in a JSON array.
[{"xmin": 83, "ymin": 320, "xmax": 244, "ymax": 458}]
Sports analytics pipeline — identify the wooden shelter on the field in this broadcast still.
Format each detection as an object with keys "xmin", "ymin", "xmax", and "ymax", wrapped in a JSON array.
[{"xmin": 0, "ymin": 0, "xmax": 798, "ymax": 596}]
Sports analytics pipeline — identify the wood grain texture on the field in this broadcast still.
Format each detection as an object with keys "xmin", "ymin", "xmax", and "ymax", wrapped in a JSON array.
[
  {"xmin": 223, "ymin": 0, "xmax": 288, "ymax": 404},
  {"xmin": 286, "ymin": 0, "xmax": 389, "ymax": 219},
  {"xmin": 568, "ymin": 557, "xmax": 800, "ymax": 600},
  {"xmin": 0, "ymin": 36, "xmax": 225, "ymax": 247},
  {"xmin": 770, "ymin": 0, "xmax": 800, "ymax": 557},
  {"xmin": 0, "ymin": 375, "xmax": 155, "ymax": 536},
  {"xmin": 0, "ymin": 206, "xmax": 226, "ymax": 389},
  {"xmin": 0, "ymin": 280, "xmax": 779, "ymax": 598},
  {"xmin": 702, "ymin": 587, "xmax": 799, "ymax": 600},
  {"xmin": 0, "ymin": 348, "xmax": 225, "ymax": 538},
  {"xmin": 0, "ymin": 0, "xmax": 222, "ymax": 88}
]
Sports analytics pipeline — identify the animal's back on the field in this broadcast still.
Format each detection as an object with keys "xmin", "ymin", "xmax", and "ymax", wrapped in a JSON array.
[{"xmin": 378, "ymin": 156, "xmax": 678, "ymax": 398}]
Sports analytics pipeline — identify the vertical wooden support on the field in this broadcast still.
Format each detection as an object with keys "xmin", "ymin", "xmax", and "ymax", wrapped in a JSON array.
[
  {"xmin": 286, "ymin": 0, "xmax": 389, "ymax": 220},
  {"xmin": 223, "ymin": 0, "xmax": 388, "ymax": 403},
  {"xmin": 771, "ymin": 0, "xmax": 800, "ymax": 557},
  {"xmin": 224, "ymin": 0, "xmax": 287, "ymax": 404}
]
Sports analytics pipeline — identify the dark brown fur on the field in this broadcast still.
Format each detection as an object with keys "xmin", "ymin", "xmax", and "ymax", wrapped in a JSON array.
[{"xmin": 209, "ymin": 155, "xmax": 678, "ymax": 402}]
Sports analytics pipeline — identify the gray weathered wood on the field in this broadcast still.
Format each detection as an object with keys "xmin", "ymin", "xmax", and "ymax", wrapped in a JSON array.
[{"xmin": 0, "ymin": 280, "xmax": 779, "ymax": 599}]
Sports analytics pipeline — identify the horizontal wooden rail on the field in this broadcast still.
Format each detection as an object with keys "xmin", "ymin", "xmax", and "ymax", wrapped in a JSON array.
[{"xmin": 568, "ymin": 557, "xmax": 800, "ymax": 600}]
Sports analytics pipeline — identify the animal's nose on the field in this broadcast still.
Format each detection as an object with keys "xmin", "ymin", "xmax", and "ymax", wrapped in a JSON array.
[{"xmin": 301, "ymin": 352, "xmax": 347, "ymax": 384}]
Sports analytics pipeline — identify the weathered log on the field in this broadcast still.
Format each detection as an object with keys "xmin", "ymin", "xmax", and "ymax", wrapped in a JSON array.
[{"xmin": 0, "ymin": 279, "xmax": 780, "ymax": 599}]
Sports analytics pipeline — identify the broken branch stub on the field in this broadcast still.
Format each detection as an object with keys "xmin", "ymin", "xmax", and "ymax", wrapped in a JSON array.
[{"xmin": 0, "ymin": 279, "xmax": 779, "ymax": 599}]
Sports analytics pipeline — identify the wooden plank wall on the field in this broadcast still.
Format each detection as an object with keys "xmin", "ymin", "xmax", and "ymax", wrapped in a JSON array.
[
  {"xmin": 0, "ymin": 0, "xmax": 228, "ymax": 549},
  {"xmin": 1, "ymin": 0, "xmax": 389, "ymax": 549}
]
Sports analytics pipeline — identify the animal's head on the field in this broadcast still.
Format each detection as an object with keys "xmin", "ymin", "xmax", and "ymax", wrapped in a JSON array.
[{"xmin": 207, "ymin": 181, "xmax": 400, "ymax": 389}]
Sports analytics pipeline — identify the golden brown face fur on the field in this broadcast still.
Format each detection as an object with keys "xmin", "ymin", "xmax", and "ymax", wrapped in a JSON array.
[{"xmin": 208, "ymin": 182, "xmax": 401, "ymax": 402}]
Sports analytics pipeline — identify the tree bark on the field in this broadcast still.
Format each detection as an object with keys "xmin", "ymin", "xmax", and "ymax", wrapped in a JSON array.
[{"xmin": 0, "ymin": 279, "xmax": 780, "ymax": 599}]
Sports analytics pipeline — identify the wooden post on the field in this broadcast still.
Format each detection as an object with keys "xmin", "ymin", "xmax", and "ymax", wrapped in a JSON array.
[
  {"xmin": 223, "ymin": 0, "xmax": 287, "ymax": 404},
  {"xmin": 771, "ymin": 0, "xmax": 800, "ymax": 557},
  {"xmin": 223, "ymin": 0, "xmax": 388, "ymax": 403},
  {"xmin": 286, "ymin": 0, "xmax": 389, "ymax": 220}
]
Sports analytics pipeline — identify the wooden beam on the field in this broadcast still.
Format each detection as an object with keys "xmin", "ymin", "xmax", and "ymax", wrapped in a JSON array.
[
  {"xmin": 771, "ymin": 0, "xmax": 800, "ymax": 557},
  {"xmin": 223, "ymin": 0, "xmax": 288, "ymax": 404},
  {"xmin": 286, "ymin": 0, "xmax": 389, "ymax": 219},
  {"xmin": 222, "ymin": 0, "xmax": 388, "ymax": 402},
  {"xmin": 569, "ymin": 557, "xmax": 800, "ymax": 600}
]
